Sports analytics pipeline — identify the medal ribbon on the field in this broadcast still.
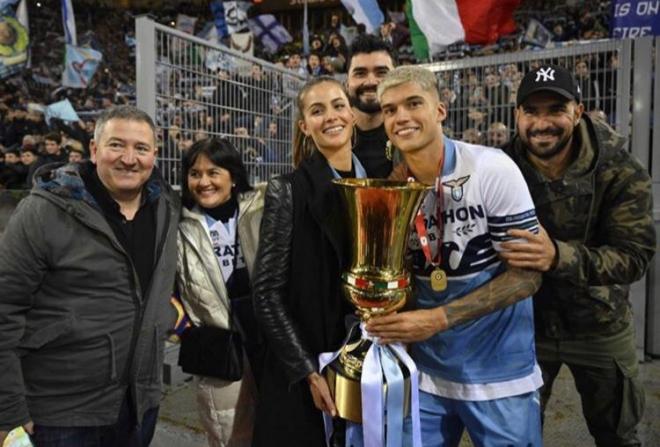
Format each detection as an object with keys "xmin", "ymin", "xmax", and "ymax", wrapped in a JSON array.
[{"xmin": 412, "ymin": 156, "xmax": 445, "ymax": 270}]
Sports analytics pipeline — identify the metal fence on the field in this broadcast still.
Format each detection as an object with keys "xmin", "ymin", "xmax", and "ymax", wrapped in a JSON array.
[
  {"xmin": 136, "ymin": 16, "xmax": 306, "ymax": 188},
  {"xmin": 420, "ymin": 39, "xmax": 631, "ymax": 147},
  {"xmin": 423, "ymin": 37, "xmax": 660, "ymax": 357}
]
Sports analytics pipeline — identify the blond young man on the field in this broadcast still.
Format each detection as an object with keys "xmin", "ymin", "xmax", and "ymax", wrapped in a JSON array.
[{"xmin": 367, "ymin": 67, "xmax": 543, "ymax": 446}]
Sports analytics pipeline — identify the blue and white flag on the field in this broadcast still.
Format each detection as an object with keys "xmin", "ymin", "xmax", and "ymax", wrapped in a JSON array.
[
  {"xmin": 340, "ymin": 0, "xmax": 384, "ymax": 34},
  {"xmin": 45, "ymin": 98, "xmax": 80, "ymax": 125},
  {"xmin": 248, "ymin": 14, "xmax": 292, "ymax": 54},
  {"xmin": 522, "ymin": 18, "xmax": 553, "ymax": 48},
  {"xmin": 611, "ymin": 0, "xmax": 660, "ymax": 38},
  {"xmin": 210, "ymin": 0, "xmax": 229, "ymax": 38},
  {"xmin": 0, "ymin": 0, "xmax": 29, "ymax": 79},
  {"xmin": 61, "ymin": 44, "xmax": 102, "ymax": 88},
  {"xmin": 224, "ymin": 1, "xmax": 250, "ymax": 34},
  {"xmin": 61, "ymin": 0, "xmax": 76, "ymax": 45}
]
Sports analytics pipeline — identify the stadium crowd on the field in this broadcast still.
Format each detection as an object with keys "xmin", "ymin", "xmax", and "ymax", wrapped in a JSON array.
[{"xmin": 1, "ymin": 0, "xmax": 615, "ymax": 190}]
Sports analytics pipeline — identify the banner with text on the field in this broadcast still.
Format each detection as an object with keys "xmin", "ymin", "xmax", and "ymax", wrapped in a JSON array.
[{"xmin": 611, "ymin": 0, "xmax": 660, "ymax": 38}]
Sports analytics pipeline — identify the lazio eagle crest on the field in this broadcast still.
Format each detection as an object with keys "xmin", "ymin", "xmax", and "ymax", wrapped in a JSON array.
[{"xmin": 442, "ymin": 176, "xmax": 470, "ymax": 202}]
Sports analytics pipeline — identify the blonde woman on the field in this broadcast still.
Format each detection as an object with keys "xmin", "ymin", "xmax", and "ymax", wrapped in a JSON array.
[{"xmin": 251, "ymin": 76, "xmax": 366, "ymax": 446}]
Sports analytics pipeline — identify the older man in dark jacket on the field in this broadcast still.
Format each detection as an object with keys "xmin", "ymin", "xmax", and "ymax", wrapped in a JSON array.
[
  {"xmin": 501, "ymin": 65, "xmax": 656, "ymax": 446},
  {"xmin": 0, "ymin": 105, "xmax": 180, "ymax": 446}
]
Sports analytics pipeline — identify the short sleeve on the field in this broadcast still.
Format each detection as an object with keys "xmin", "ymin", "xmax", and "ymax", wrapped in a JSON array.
[{"xmin": 480, "ymin": 151, "xmax": 539, "ymax": 252}]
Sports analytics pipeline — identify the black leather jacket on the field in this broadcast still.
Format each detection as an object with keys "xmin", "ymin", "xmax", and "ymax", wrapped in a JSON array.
[
  {"xmin": 252, "ymin": 175, "xmax": 317, "ymax": 383},
  {"xmin": 252, "ymin": 152, "xmax": 351, "ymax": 386}
]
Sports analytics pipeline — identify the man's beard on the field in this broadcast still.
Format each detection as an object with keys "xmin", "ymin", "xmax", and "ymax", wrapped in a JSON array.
[
  {"xmin": 524, "ymin": 127, "xmax": 572, "ymax": 160},
  {"xmin": 349, "ymin": 85, "xmax": 382, "ymax": 114}
]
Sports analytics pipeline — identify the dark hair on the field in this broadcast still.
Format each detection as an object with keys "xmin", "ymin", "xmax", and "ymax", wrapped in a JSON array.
[
  {"xmin": 44, "ymin": 132, "xmax": 61, "ymax": 144},
  {"xmin": 181, "ymin": 137, "xmax": 252, "ymax": 209},
  {"xmin": 347, "ymin": 34, "xmax": 396, "ymax": 72},
  {"xmin": 94, "ymin": 105, "xmax": 156, "ymax": 143},
  {"xmin": 20, "ymin": 147, "xmax": 37, "ymax": 156}
]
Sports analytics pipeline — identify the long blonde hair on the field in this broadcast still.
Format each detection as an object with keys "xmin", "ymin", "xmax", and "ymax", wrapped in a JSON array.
[{"xmin": 293, "ymin": 76, "xmax": 350, "ymax": 167}]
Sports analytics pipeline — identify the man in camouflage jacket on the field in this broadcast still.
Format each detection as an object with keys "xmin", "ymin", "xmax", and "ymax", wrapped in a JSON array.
[{"xmin": 500, "ymin": 65, "xmax": 656, "ymax": 446}]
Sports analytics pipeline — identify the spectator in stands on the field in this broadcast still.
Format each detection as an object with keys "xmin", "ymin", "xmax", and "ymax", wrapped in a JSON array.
[
  {"xmin": 310, "ymin": 35, "xmax": 324, "ymax": 53},
  {"xmin": 234, "ymin": 126, "xmax": 271, "ymax": 167},
  {"xmin": 439, "ymin": 86, "xmax": 463, "ymax": 137},
  {"xmin": 325, "ymin": 33, "xmax": 348, "ymax": 73},
  {"xmin": 194, "ymin": 129, "xmax": 209, "ymax": 143},
  {"xmin": 42, "ymin": 132, "xmax": 66, "ymax": 163},
  {"xmin": 0, "ymin": 148, "xmax": 26, "ymax": 189},
  {"xmin": 501, "ymin": 63, "xmax": 523, "ymax": 91},
  {"xmin": 19, "ymin": 147, "xmax": 38, "ymax": 188},
  {"xmin": 502, "ymin": 64, "xmax": 655, "ymax": 447},
  {"xmin": 322, "ymin": 55, "xmax": 339, "ymax": 78},
  {"xmin": 19, "ymin": 147, "xmax": 38, "ymax": 168},
  {"xmin": 379, "ymin": 20, "xmax": 409, "ymax": 49},
  {"xmin": 467, "ymin": 107, "xmax": 488, "ymax": 133},
  {"xmin": 251, "ymin": 76, "xmax": 366, "ymax": 447},
  {"xmin": 462, "ymin": 127, "xmax": 483, "ymax": 145},
  {"xmin": 575, "ymin": 59, "xmax": 600, "ymax": 111},
  {"xmin": 21, "ymin": 134, "xmax": 36, "ymax": 151},
  {"xmin": 0, "ymin": 105, "xmax": 180, "ymax": 446},
  {"xmin": 307, "ymin": 52, "xmax": 326, "ymax": 77},
  {"xmin": 177, "ymin": 137, "xmax": 266, "ymax": 447},
  {"xmin": 3, "ymin": 149, "xmax": 19, "ymax": 165},
  {"xmin": 287, "ymin": 52, "xmax": 307, "ymax": 77},
  {"xmin": 213, "ymin": 69, "xmax": 245, "ymax": 126},
  {"xmin": 552, "ymin": 23, "xmax": 568, "ymax": 41},
  {"xmin": 346, "ymin": 34, "xmax": 396, "ymax": 178},
  {"xmin": 486, "ymin": 122, "xmax": 510, "ymax": 148},
  {"xmin": 67, "ymin": 146, "xmax": 85, "ymax": 163},
  {"xmin": 323, "ymin": 13, "xmax": 342, "ymax": 41},
  {"xmin": 598, "ymin": 53, "xmax": 618, "ymax": 123},
  {"xmin": 240, "ymin": 64, "xmax": 275, "ymax": 128},
  {"xmin": 483, "ymin": 71, "xmax": 512, "ymax": 123},
  {"xmin": 264, "ymin": 120, "xmax": 288, "ymax": 164},
  {"xmin": 27, "ymin": 132, "xmax": 68, "ymax": 184}
]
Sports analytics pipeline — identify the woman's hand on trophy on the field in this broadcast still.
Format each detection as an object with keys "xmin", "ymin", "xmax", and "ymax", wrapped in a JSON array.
[
  {"xmin": 307, "ymin": 372, "xmax": 337, "ymax": 417},
  {"xmin": 366, "ymin": 308, "xmax": 448, "ymax": 344}
]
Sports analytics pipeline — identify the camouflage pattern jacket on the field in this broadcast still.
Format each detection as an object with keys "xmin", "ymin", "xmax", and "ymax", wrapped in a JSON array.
[{"xmin": 504, "ymin": 115, "xmax": 656, "ymax": 339}]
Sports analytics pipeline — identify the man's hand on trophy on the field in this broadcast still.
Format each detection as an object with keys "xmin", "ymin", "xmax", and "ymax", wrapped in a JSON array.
[
  {"xmin": 307, "ymin": 372, "xmax": 337, "ymax": 417},
  {"xmin": 366, "ymin": 308, "xmax": 449, "ymax": 344}
]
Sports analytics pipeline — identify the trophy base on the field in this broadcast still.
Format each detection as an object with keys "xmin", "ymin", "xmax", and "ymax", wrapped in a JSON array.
[{"xmin": 325, "ymin": 339, "xmax": 412, "ymax": 423}]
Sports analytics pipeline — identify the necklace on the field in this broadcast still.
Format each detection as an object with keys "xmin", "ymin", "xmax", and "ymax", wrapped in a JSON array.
[{"xmin": 410, "ymin": 155, "xmax": 447, "ymax": 292}]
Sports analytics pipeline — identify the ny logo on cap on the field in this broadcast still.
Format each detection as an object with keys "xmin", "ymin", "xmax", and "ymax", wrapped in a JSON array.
[{"xmin": 535, "ymin": 67, "xmax": 555, "ymax": 82}]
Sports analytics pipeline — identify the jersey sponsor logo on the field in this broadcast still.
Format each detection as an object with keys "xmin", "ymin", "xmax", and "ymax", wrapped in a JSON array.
[
  {"xmin": 420, "ymin": 204, "xmax": 484, "ymax": 228},
  {"xmin": 443, "ymin": 175, "xmax": 470, "ymax": 202}
]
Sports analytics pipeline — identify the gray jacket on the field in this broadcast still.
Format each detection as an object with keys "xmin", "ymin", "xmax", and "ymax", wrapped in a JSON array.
[
  {"xmin": 0, "ymin": 162, "xmax": 180, "ymax": 430},
  {"xmin": 176, "ymin": 186, "xmax": 265, "ymax": 329}
]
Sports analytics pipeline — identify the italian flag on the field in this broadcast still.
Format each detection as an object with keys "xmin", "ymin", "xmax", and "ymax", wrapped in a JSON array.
[{"xmin": 408, "ymin": 0, "xmax": 521, "ymax": 60}]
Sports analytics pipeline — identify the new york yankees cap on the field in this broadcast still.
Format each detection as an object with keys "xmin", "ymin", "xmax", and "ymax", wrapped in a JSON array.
[{"xmin": 516, "ymin": 64, "xmax": 581, "ymax": 107}]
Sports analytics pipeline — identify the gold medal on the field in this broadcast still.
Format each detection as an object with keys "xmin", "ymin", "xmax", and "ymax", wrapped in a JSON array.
[{"xmin": 430, "ymin": 268, "xmax": 447, "ymax": 292}]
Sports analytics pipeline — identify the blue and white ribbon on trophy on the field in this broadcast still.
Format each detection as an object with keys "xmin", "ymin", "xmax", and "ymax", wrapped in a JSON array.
[{"xmin": 319, "ymin": 322, "xmax": 422, "ymax": 447}]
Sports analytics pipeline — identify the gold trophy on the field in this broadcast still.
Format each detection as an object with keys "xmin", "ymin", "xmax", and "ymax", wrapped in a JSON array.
[{"xmin": 326, "ymin": 179, "xmax": 430, "ymax": 423}]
